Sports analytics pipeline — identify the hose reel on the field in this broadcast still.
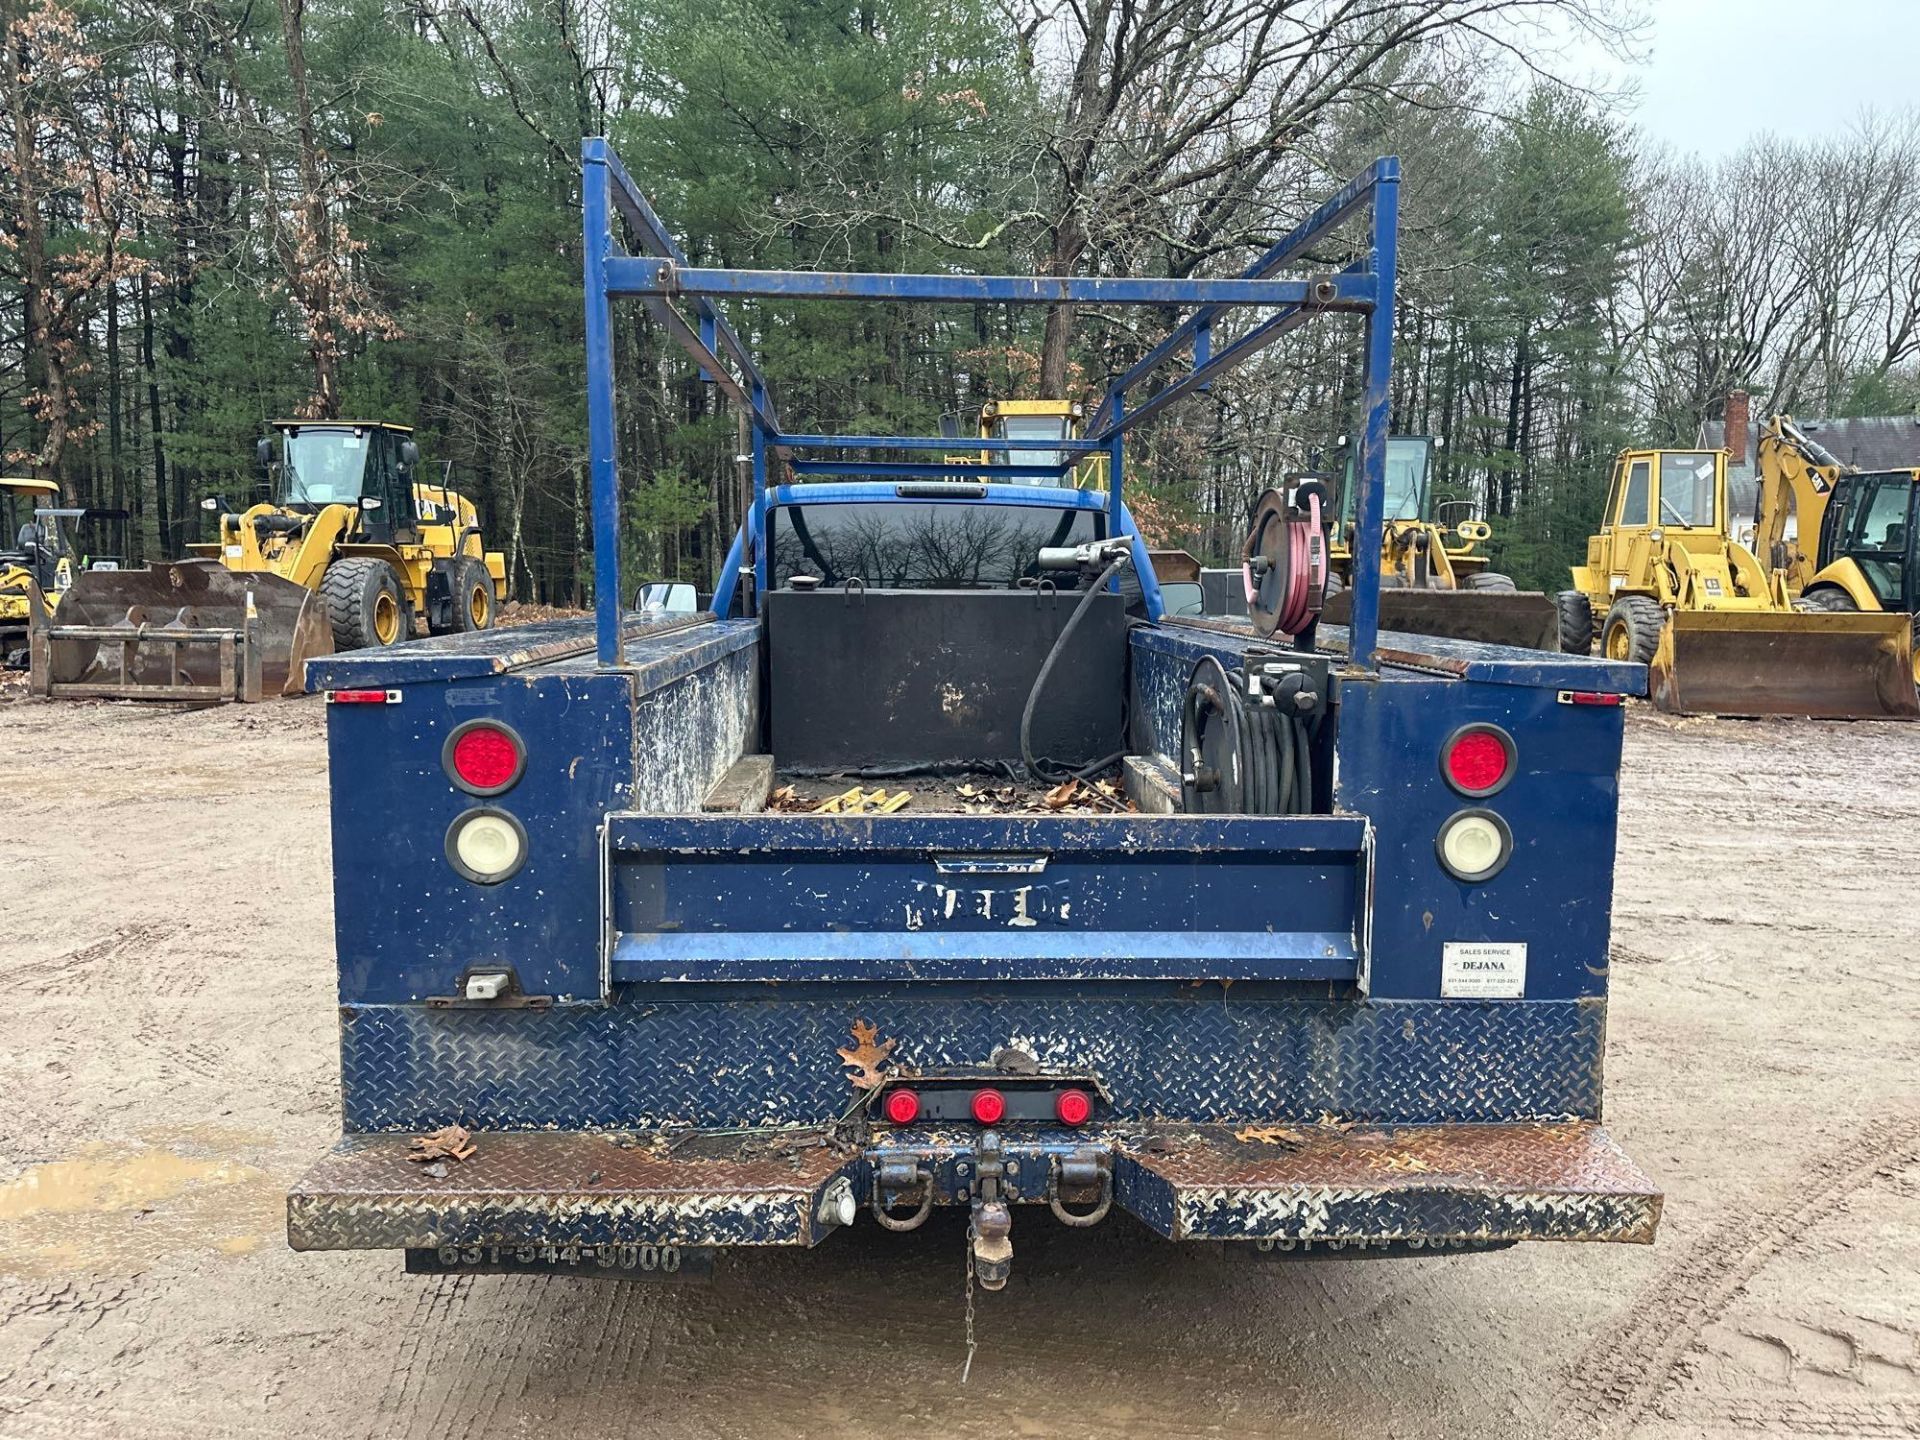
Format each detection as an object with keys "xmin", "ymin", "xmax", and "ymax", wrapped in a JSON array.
[
  {"xmin": 1180, "ymin": 649, "xmax": 1329, "ymax": 815},
  {"xmin": 1242, "ymin": 482, "xmax": 1328, "ymax": 639}
]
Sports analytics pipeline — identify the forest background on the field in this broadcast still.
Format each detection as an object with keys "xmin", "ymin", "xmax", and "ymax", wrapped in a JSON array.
[{"xmin": 8, "ymin": 0, "xmax": 1920, "ymax": 598}]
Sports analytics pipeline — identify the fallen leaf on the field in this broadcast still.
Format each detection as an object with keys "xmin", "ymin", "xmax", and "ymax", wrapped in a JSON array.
[
  {"xmin": 1044, "ymin": 779, "xmax": 1079, "ymax": 809},
  {"xmin": 836, "ymin": 1019, "xmax": 896, "ymax": 1090},
  {"xmin": 1315, "ymin": 1111, "xmax": 1357, "ymax": 1133},
  {"xmin": 1233, "ymin": 1124, "xmax": 1306, "ymax": 1146},
  {"xmin": 408, "ymin": 1124, "xmax": 477, "ymax": 1163}
]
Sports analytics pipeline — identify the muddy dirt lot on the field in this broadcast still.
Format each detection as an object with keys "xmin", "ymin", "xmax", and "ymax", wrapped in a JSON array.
[{"xmin": 0, "ymin": 692, "xmax": 1915, "ymax": 1439}]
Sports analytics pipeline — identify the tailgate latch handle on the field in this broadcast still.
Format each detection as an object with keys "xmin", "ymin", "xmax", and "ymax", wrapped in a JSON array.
[{"xmin": 933, "ymin": 855, "xmax": 1048, "ymax": 876}]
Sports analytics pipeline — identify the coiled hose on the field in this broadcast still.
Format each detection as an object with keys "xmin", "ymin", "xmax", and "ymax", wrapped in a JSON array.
[
  {"xmin": 1242, "ymin": 488, "xmax": 1324, "ymax": 638},
  {"xmin": 1180, "ymin": 653, "xmax": 1318, "ymax": 815}
]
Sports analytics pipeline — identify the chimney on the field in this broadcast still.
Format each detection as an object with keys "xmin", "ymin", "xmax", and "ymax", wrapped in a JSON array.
[{"xmin": 1724, "ymin": 389, "xmax": 1750, "ymax": 466}]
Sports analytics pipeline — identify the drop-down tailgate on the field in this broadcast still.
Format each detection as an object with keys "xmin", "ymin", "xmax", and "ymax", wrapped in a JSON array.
[{"xmin": 603, "ymin": 813, "xmax": 1372, "ymax": 987}]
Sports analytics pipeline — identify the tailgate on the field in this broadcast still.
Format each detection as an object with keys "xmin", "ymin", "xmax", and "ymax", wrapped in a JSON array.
[{"xmin": 603, "ymin": 813, "xmax": 1372, "ymax": 986}]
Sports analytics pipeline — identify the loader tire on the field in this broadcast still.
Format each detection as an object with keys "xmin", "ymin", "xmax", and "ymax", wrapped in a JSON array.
[
  {"xmin": 323, "ymin": 558, "xmax": 410, "ymax": 651},
  {"xmin": 454, "ymin": 557, "xmax": 496, "ymax": 631},
  {"xmin": 1556, "ymin": 590, "xmax": 1594, "ymax": 655},
  {"xmin": 1601, "ymin": 595, "xmax": 1665, "ymax": 665},
  {"xmin": 1794, "ymin": 586, "xmax": 1857, "ymax": 612},
  {"xmin": 1466, "ymin": 572, "xmax": 1517, "ymax": 592}
]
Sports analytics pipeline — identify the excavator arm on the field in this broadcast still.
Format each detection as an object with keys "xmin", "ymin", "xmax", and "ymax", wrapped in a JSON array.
[{"xmin": 1753, "ymin": 416, "xmax": 1849, "ymax": 590}]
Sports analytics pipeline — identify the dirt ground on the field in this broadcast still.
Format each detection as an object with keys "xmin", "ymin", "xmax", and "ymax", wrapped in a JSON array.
[{"xmin": 0, "ymin": 691, "xmax": 1915, "ymax": 1440}]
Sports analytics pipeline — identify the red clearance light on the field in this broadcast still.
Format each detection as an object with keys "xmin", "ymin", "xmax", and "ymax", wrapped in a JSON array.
[
  {"xmin": 1055, "ymin": 1089, "xmax": 1092, "ymax": 1126},
  {"xmin": 883, "ymin": 1088, "xmax": 921, "ymax": 1125},
  {"xmin": 1558, "ymin": 689, "xmax": 1625, "ymax": 706},
  {"xmin": 1441, "ymin": 725, "xmax": 1514, "ymax": 798},
  {"xmin": 326, "ymin": 688, "xmax": 398, "ymax": 704},
  {"xmin": 444, "ymin": 721, "xmax": 525, "ymax": 795},
  {"xmin": 971, "ymin": 1088, "xmax": 1006, "ymax": 1125}
]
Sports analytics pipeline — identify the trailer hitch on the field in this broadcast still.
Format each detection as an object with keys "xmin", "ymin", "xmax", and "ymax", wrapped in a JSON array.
[{"xmin": 969, "ymin": 1129, "xmax": 1013, "ymax": 1290}]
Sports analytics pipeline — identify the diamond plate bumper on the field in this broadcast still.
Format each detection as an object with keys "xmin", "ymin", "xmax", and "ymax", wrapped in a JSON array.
[
  {"xmin": 1117, "ymin": 1121, "xmax": 1660, "ymax": 1243},
  {"xmin": 290, "ymin": 1120, "xmax": 1658, "ymax": 1254},
  {"xmin": 287, "ymin": 1131, "xmax": 854, "ymax": 1250}
]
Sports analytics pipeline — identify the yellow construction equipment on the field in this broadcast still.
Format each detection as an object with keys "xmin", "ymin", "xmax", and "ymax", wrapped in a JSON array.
[
  {"xmin": 1559, "ymin": 444, "xmax": 1916, "ymax": 718},
  {"xmin": 1752, "ymin": 413, "xmax": 1920, "ymax": 689},
  {"xmin": 32, "ymin": 420, "xmax": 507, "ymax": 702},
  {"xmin": 2, "ymin": 478, "xmax": 65, "ymax": 662},
  {"xmin": 947, "ymin": 398, "xmax": 1109, "ymax": 488},
  {"xmin": 1320, "ymin": 435, "xmax": 1561, "ymax": 650},
  {"xmin": 2, "ymin": 482, "xmax": 129, "ymax": 667}
]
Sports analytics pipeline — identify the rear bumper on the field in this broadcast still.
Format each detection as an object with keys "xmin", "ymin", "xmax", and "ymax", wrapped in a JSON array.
[{"xmin": 288, "ymin": 1120, "xmax": 1658, "ymax": 1252}]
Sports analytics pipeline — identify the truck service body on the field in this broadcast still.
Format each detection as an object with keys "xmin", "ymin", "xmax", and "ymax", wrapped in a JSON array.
[{"xmin": 289, "ymin": 141, "xmax": 1660, "ymax": 1286}]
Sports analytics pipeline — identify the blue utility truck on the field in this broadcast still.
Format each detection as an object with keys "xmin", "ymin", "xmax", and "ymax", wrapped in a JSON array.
[{"xmin": 288, "ymin": 140, "xmax": 1659, "ymax": 1290}]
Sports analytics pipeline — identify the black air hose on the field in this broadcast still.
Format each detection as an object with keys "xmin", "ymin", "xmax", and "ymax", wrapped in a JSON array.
[{"xmin": 1021, "ymin": 554, "xmax": 1130, "ymax": 784}]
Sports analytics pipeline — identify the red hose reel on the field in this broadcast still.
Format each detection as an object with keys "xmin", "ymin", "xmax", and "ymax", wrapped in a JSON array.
[{"xmin": 1241, "ymin": 484, "xmax": 1328, "ymax": 638}]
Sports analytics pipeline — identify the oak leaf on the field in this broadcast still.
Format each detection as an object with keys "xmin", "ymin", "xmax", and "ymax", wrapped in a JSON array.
[{"xmin": 837, "ymin": 1020, "xmax": 896, "ymax": 1090}]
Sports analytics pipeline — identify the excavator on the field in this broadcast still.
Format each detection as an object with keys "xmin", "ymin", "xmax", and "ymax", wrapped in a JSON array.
[
  {"xmin": 1318, "ymin": 435, "xmax": 1562, "ymax": 650},
  {"xmin": 1558, "ymin": 441, "xmax": 1915, "ymax": 718},
  {"xmin": 2, "ymin": 480, "xmax": 128, "ymax": 666},
  {"xmin": 1753, "ymin": 414, "xmax": 1920, "ymax": 690},
  {"xmin": 32, "ymin": 420, "xmax": 505, "ymax": 702}
]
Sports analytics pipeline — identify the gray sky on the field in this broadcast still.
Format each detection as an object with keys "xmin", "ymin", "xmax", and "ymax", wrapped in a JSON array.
[{"xmin": 1611, "ymin": 0, "xmax": 1920, "ymax": 157}]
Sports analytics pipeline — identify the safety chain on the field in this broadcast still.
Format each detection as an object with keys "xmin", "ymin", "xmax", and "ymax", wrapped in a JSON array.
[{"xmin": 960, "ymin": 1220, "xmax": 977, "ymax": 1384}]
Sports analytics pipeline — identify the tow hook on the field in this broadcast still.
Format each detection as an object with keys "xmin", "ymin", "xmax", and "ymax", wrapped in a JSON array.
[
  {"xmin": 969, "ymin": 1129, "xmax": 1013, "ymax": 1289},
  {"xmin": 870, "ymin": 1156, "xmax": 933, "ymax": 1232},
  {"xmin": 1048, "ymin": 1148, "xmax": 1113, "ymax": 1227}
]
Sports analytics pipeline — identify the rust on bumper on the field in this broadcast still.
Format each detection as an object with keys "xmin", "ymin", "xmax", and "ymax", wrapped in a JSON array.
[
  {"xmin": 1116, "ymin": 1121, "xmax": 1660, "ymax": 1244},
  {"xmin": 289, "ymin": 1120, "xmax": 1659, "ymax": 1255},
  {"xmin": 287, "ymin": 1130, "xmax": 854, "ymax": 1251}
]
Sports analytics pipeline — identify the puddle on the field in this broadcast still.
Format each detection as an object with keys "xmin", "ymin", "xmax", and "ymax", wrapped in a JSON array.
[{"xmin": 0, "ymin": 1143, "xmax": 280, "ymax": 1276}]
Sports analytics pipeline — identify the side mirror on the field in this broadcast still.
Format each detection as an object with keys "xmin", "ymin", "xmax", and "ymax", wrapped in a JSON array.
[
  {"xmin": 360, "ymin": 496, "xmax": 383, "ymax": 512},
  {"xmin": 200, "ymin": 496, "xmax": 220, "ymax": 512},
  {"xmin": 1159, "ymin": 581, "xmax": 1204, "ymax": 618},
  {"xmin": 256, "ymin": 437, "xmax": 273, "ymax": 473},
  {"xmin": 400, "ymin": 440, "xmax": 420, "ymax": 470}
]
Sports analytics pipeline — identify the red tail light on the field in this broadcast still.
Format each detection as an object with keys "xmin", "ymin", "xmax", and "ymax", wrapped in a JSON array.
[
  {"xmin": 444, "ymin": 721, "xmax": 525, "ymax": 795},
  {"xmin": 1054, "ymin": 1089, "xmax": 1092, "ymax": 1126},
  {"xmin": 970, "ymin": 1088, "xmax": 1006, "ymax": 1124},
  {"xmin": 883, "ymin": 1088, "xmax": 920, "ymax": 1124},
  {"xmin": 1441, "ymin": 724, "xmax": 1514, "ymax": 797}
]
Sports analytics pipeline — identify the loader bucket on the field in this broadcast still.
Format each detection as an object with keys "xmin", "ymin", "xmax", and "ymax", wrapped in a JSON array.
[
  {"xmin": 29, "ymin": 561, "xmax": 331, "ymax": 703},
  {"xmin": 1649, "ymin": 610, "xmax": 1919, "ymax": 719},
  {"xmin": 1322, "ymin": 587, "xmax": 1561, "ymax": 652}
]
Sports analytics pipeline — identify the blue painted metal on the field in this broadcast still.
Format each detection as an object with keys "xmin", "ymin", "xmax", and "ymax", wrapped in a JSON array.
[
  {"xmin": 1086, "ymin": 156, "xmax": 1399, "ymax": 436},
  {"xmin": 607, "ymin": 256, "xmax": 1377, "ymax": 308},
  {"xmin": 777, "ymin": 433, "xmax": 1105, "ymax": 454},
  {"xmin": 581, "ymin": 151, "xmax": 623, "ymax": 666},
  {"xmin": 336, "ymin": 995, "xmax": 1606, "ymax": 1133},
  {"xmin": 294, "ymin": 143, "xmax": 1660, "ymax": 1264},
  {"xmin": 1347, "ymin": 157, "xmax": 1401, "ymax": 668},
  {"xmin": 580, "ymin": 137, "xmax": 1402, "ymax": 650},
  {"xmin": 606, "ymin": 812, "xmax": 1368, "ymax": 985},
  {"xmin": 787, "ymin": 460, "xmax": 1071, "ymax": 481}
]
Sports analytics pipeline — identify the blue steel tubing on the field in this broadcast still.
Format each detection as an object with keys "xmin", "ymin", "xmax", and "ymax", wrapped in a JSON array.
[
  {"xmin": 1107, "ymin": 389, "xmax": 1126, "ymax": 538},
  {"xmin": 1347, "ymin": 158, "xmax": 1401, "ymax": 671},
  {"xmin": 582, "ymin": 151, "xmax": 623, "ymax": 666},
  {"xmin": 1087, "ymin": 156, "xmax": 1395, "ymax": 435},
  {"xmin": 777, "ymin": 434, "xmax": 1105, "ymax": 454},
  {"xmin": 750, "ymin": 382, "xmax": 771, "ymax": 602}
]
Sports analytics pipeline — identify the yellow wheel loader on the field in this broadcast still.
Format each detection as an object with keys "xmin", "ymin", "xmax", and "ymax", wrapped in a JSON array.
[
  {"xmin": 1559, "ymin": 445, "xmax": 1916, "ymax": 718},
  {"xmin": 945, "ymin": 398, "xmax": 1111, "ymax": 488},
  {"xmin": 1318, "ymin": 435, "xmax": 1562, "ymax": 650},
  {"xmin": 32, "ymin": 421, "xmax": 506, "ymax": 702}
]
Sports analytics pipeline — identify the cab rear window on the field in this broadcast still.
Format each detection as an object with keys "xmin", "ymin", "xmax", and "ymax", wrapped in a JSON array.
[{"xmin": 770, "ymin": 502, "xmax": 1102, "ymax": 589}]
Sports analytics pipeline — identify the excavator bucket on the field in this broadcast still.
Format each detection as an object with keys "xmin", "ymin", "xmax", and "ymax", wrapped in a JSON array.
[
  {"xmin": 1650, "ymin": 610, "xmax": 1920, "ymax": 719},
  {"xmin": 29, "ymin": 561, "xmax": 332, "ymax": 703},
  {"xmin": 1322, "ymin": 587, "xmax": 1562, "ymax": 652}
]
